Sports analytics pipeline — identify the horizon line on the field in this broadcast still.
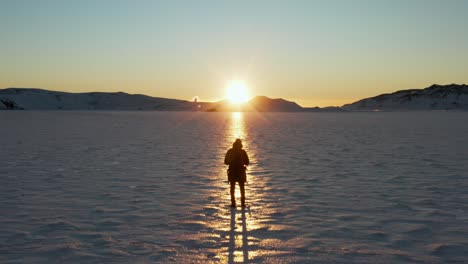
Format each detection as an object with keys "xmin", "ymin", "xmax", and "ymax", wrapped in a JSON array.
[{"xmin": 2, "ymin": 83, "xmax": 466, "ymax": 109}]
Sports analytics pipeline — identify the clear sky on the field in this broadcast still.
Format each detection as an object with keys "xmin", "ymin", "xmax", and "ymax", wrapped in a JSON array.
[{"xmin": 1, "ymin": 0, "xmax": 468, "ymax": 107}]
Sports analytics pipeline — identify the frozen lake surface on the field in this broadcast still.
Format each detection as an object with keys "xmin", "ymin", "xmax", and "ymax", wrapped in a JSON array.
[{"xmin": 1, "ymin": 111, "xmax": 468, "ymax": 263}]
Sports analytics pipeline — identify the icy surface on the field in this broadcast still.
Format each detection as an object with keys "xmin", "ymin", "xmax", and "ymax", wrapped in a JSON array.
[{"xmin": 1, "ymin": 111, "xmax": 468, "ymax": 263}]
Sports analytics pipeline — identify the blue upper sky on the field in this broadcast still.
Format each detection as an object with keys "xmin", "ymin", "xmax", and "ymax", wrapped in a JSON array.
[{"xmin": 1, "ymin": 0, "xmax": 468, "ymax": 106}]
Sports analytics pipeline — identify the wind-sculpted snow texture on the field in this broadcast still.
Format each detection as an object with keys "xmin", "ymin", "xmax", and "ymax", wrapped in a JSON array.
[{"xmin": 1, "ymin": 111, "xmax": 468, "ymax": 263}]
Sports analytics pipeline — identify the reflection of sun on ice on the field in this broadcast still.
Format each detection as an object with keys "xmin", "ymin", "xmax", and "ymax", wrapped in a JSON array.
[
  {"xmin": 230, "ymin": 112, "xmax": 244, "ymax": 142},
  {"xmin": 226, "ymin": 80, "xmax": 250, "ymax": 104}
]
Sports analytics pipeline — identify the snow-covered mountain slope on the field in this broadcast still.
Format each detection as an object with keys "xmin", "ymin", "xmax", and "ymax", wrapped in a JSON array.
[
  {"xmin": 0, "ymin": 88, "xmax": 199, "ymax": 111},
  {"xmin": 342, "ymin": 84, "xmax": 468, "ymax": 111},
  {"xmin": 0, "ymin": 88, "xmax": 310, "ymax": 112},
  {"xmin": 205, "ymin": 96, "xmax": 304, "ymax": 112},
  {"xmin": 4, "ymin": 84, "xmax": 467, "ymax": 112}
]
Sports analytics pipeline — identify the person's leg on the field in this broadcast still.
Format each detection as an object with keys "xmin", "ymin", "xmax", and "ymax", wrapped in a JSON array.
[
  {"xmin": 239, "ymin": 181, "xmax": 245, "ymax": 206},
  {"xmin": 230, "ymin": 181, "xmax": 236, "ymax": 206}
]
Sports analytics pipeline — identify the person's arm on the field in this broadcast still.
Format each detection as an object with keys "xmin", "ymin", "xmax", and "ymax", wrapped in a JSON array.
[
  {"xmin": 243, "ymin": 150, "xmax": 250, "ymax": 166},
  {"xmin": 224, "ymin": 149, "xmax": 231, "ymax": 165}
]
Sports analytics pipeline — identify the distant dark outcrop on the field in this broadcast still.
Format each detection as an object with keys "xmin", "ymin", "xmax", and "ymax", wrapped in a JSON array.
[
  {"xmin": 342, "ymin": 84, "xmax": 468, "ymax": 111},
  {"xmin": 0, "ymin": 98, "xmax": 24, "ymax": 110},
  {"xmin": 303, "ymin": 106, "xmax": 346, "ymax": 112}
]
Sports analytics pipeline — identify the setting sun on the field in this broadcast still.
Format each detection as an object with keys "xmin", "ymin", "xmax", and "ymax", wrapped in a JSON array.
[{"xmin": 226, "ymin": 80, "xmax": 250, "ymax": 104}]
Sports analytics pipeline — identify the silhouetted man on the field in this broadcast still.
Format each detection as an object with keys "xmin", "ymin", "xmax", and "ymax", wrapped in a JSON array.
[{"xmin": 225, "ymin": 138, "xmax": 250, "ymax": 207}]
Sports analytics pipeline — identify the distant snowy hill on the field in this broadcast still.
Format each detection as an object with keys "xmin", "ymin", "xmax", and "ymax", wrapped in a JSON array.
[
  {"xmin": 0, "ymin": 88, "xmax": 201, "ymax": 111},
  {"xmin": 0, "ymin": 88, "xmax": 311, "ymax": 112},
  {"xmin": 3, "ymin": 84, "xmax": 467, "ymax": 112},
  {"xmin": 342, "ymin": 84, "xmax": 468, "ymax": 111},
  {"xmin": 248, "ymin": 96, "xmax": 303, "ymax": 112},
  {"xmin": 205, "ymin": 96, "xmax": 304, "ymax": 112}
]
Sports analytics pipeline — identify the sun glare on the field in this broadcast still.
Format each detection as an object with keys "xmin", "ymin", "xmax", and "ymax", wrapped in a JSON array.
[{"xmin": 226, "ymin": 80, "xmax": 250, "ymax": 104}]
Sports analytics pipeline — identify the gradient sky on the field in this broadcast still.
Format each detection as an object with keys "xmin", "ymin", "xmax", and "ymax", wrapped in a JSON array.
[{"xmin": 1, "ymin": 0, "xmax": 468, "ymax": 106}]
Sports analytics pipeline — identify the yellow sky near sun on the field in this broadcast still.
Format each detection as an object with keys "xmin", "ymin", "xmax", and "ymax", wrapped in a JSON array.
[{"xmin": 2, "ymin": 71, "xmax": 467, "ymax": 107}]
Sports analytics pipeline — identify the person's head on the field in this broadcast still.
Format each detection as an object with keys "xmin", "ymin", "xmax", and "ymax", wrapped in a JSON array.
[{"xmin": 233, "ymin": 138, "xmax": 243, "ymax": 149}]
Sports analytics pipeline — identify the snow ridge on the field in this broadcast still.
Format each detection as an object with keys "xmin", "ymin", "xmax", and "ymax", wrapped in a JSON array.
[
  {"xmin": 0, "ymin": 88, "xmax": 197, "ymax": 111},
  {"xmin": 2, "ymin": 84, "xmax": 468, "ymax": 111},
  {"xmin": 342, "ymin": 84, "xmax": 468, "ymax": 111}
]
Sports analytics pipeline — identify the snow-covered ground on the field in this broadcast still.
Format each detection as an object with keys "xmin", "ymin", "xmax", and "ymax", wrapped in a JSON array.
[{"xmin": 1, "ymin": 111, "xmax": 468, "ymax": 263}]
